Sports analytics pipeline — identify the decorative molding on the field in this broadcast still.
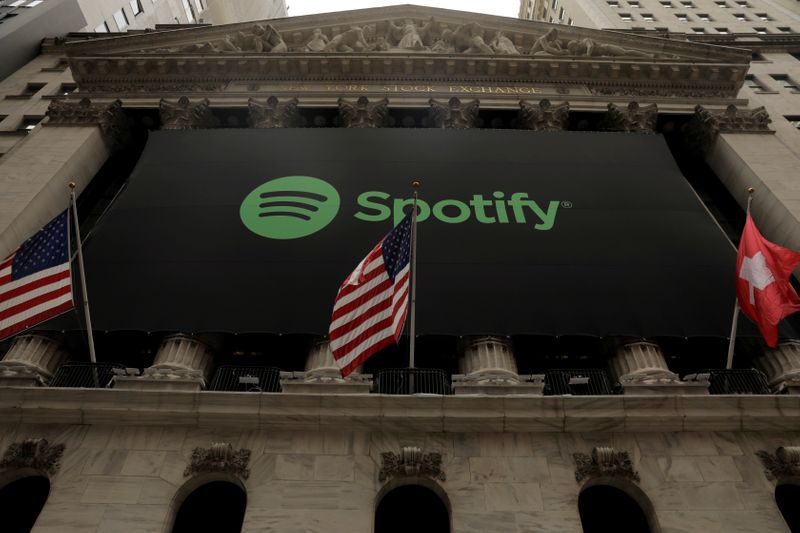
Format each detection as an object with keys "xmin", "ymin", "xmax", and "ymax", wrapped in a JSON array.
[
  {"xmin": 589, "ymin": 87, "xmax": 729, "ymax": 98},
  {"xmin": 159, "ymin": 96, "xmax": 217, "ymax": 130},
  {"xmin": 428, "ymin": 97, "xmax": 479, "ymax": 129},
  {"xmin": 601, "ymin": 102, "xmax": 657, "ymax": 133},
  {"xmin": 684, "ymin": 104, "xmax": 772, "ymax": 154},
  {"xmin": 379, "ymin": 446, "xmax": 446, "ymax": 482},
  {"xmin": 573, "ymin": 447, "xmax": 640, "ymax": 483},
  {"xmin": 83, "ymin": 82, "xmax": 227, "ymax": 94},
  {"xmin": 0, "ymin": 438, "xmax": 65, "ymax": 476},
  {"xmin": 44, "ymin": 98, "xmax": 129, "ymax": 148},
  {"xmin": 756, "ymin": 447, "xmax": 800, "ymax": 482},
  {"xmin": 518, "ymin": 99, "xmax": 569, "ymax": 131},
  {"xmin": 248, "ymin": 96, "xmax": 299, "ymax": 128},
  {"xmin": 184, "ymin": 443, "xmax": 251, "ymax": 480},
  {"xmin": 338, "ymin": 96, "xmax": 389, "ymax": 128}
]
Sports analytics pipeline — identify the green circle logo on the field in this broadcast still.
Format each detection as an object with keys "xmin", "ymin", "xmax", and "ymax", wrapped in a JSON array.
[{"xmin": 240, "ymin": 176, "xmax": 340, "ymax": 240}]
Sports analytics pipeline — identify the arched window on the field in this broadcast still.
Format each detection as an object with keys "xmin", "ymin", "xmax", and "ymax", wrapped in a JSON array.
[
  {"xmin": 172, "ymin": 480, "xmax": 246, "ymax": 533},
  {"xmin": 375, "ymin": 484, "xmax": 450, "ymax": 533},
  {"xmin": 776, "ymin": 484, "xmax": 800, "ymax": 532},
  {"xmin": 0, "ymin": 475, "xmax": 50, "ymax": 533},
  {"xmin": 579, "ymin": 484, "xmax": 652, "ymax": 533}
]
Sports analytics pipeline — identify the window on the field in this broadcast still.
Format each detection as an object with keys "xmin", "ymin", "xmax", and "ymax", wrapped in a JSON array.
[
  {"xmin": 771, "ymin": 74, "xmax": 800, "ymax": 91},
  {"xmin": 776, "ymin": 485, "xmax": 800, "ymax": 532},
  {"xmin": 628, "ymin": 1, "xmax": 640, "ymax": 7},
  {"xmin": 698, "ymin": 13, "xmax": 711, "ymax": 20},
  {"xmin": 129, "ymin": 0, "xmax": 142, "ymax": 16},
  {"xmin": 559, "ymin": 6, "xmax": 565, "ymax": 19},
  {"xmin": 608, "ymin": 1, "xmax": 620, "ymax": 7},
  {"xmin": 778, "ymin": 26, "xmax": 791, "ymax": 32},
  {"xmin": 751, "ymin": 52, "xmax": 765, "ymax": 60},
  {"xmin": 642, "ymin": 13, "xmax": 655, "ymax": 20},
  {"xmin": 734, "ymin": 13, "xmax": 748, "ymax": 20},
  {"xmin": 552, "ymin": 0, "xmax": 557, "ymax": 8},
  {"xmin": 716, "ymin": 27, "xmax": 729, "ymax": 33},
  {"xmin": 113, "ymin": 8, "xmax": 128, "ymax": 30},
  {"xmin": 568, "ymin": 17, "xmax": 573, "ymax": 24},
  {"xmin": 786, "ymin": 116, "xmax": 800, "ymax": 129},
  {"xmin": 660, "ymin": 2, "xmax": 673, "ymax": 7},
  {"xmin": 21, "ymin": 82, "xmax": 45, "ymax": 96},
  {"xmin": 754, "ymin": 27, "xmax": 768, "ymax": 34},
  {"xmin": 17, "ymin": 116, "xmax": 42, "ymax": 133},
  {"xmin": 0, "ymin": 476, "xmax": 50, "ymax": 533},
  {"xmin": 756, "ymin": 13, "xmax": 771, "ymax": 20},
  {"xmin": 172, "ymin": 481, "xmax": 246, "ymax": 533},
  {"xmin": 736, "ymin": 1, "xmax": 749, "ymax": 7},
  {"xmin": 181, "ymin": 0, "xmax": 195, "ymax": 22},
  {"xmin": 620, "ymin": 12, "xmax": 633, "ymax": 20},
  {"xmin": 681, "ymin": 1, "xmax": 695, "ymax": 8},
  {"xmin": 715, "ymin": 1, "xmax": 729, "ymax": 6},
  {"xmin": 745, "ymin": 74, "xmax": 767, "ymax": 91},
  {"xmin": 676, "ymin": 13, "xmax": 689, "ymax": 20},
  {"xmin": 94, "ymin": 21, "xmax": 109, "ymax": 32},
  {"xmin": 58, "ymin": 83, "xmax": 77, "ymax": 96},
  {"xmin": 692, "ymin": 27, "xmax": 705, "ymax": 33},
  {"xmin": 579, "ymin": 485, "xmax": 654, "ymax": 533},
  {"xmin": 376, "ymin": 485, "xmax": 450, "ymax": 533}
]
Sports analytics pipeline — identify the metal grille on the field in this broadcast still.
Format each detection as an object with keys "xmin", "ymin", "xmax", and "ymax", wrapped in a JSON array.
[
  {"xmin": 704, "ymin": 368, "xmax": 771, "ymax": 395},
  {"xmin": 543, "ymin": 368, "xmax": 614, "ymax": 396},
  {"xmin": 208, "ymin": 366, "xmax": 282, "ymax": 392},
  {"xmin": 49, "ymin": 362, "xmax": 125, "ymax": 388},
  {"xmin": 373, "ymin": 368, "xmax": 452, "ymax": 395}
]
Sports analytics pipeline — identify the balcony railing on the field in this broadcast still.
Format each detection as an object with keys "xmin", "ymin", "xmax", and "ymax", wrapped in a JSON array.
[
  {"xmin": 702, "ymin": 368, "xmax": 771, "ymax": 395},
  {"xmin": 208, "ymin": 365, "xmax": 282, "ymax": 392},
  {"xmin": 373, "ymin": 368, "xmax": 452, "ymax": 395},
  {"xmin": 543, "ymin": 368, "xmax": 614, "ymax": 396},
  {"xmin": 49, "ymin": 362, "xmax": 126, "ymax": 388}
]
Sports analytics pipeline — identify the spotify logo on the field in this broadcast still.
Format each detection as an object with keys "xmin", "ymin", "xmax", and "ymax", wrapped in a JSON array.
[{"xmin": 240, "ymin": 176, "xmax": 340, "ymax": 240}]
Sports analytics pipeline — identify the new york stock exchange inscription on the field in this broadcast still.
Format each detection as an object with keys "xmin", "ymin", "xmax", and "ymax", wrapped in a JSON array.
[{"xmin": 235, "ymin": 82, "xmax": 590, "ymax": 97}]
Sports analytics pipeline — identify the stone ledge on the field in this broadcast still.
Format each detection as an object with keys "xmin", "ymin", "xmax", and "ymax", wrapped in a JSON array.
[{"xmin": 0, "ymin": 387, "xmax": 797, "ymax": 432}]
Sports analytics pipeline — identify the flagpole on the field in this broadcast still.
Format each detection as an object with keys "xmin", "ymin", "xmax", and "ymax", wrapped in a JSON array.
[
  {"xmin": 68, "ymin": 182, "xmax": 97, "ymax": 364},
  {"xmin": 409, "ymin": 180, "xmax": 420, "ymax": 371},
  {"xmin": 726, "ymin": 187, "xmax": 755, "ymax": 369}
]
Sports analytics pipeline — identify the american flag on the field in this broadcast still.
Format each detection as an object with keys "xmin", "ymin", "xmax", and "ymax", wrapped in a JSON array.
[
  {"xmin": 329, "ymin": 213, "xmax": 413, "ymax": 377},
  {"xmin": 0, "ymin": 211, "xmax": 73, "ymax": 341}
]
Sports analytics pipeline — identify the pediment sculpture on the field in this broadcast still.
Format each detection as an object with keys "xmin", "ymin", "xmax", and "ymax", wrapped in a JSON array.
[{"xmin": 531, "ymin": 28, "xmax": 655, "ymax": 58}]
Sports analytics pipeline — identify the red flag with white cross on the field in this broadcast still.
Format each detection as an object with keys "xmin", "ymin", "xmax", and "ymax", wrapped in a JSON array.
[{"xmin": 736, "ymin": 214, "xmax": 800, "ymax": 347}]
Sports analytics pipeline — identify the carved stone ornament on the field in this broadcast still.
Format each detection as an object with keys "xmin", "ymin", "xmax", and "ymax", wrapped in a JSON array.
[
  {"xmin": 338, "ymin": 96, "xmax": 389, "ymax": 128},
  {"xmin": 176, "ymin": 23, "xmax": 287, "ymax": 53},
  {"xmin": 379, "ymin": 446, "xmax": 446, "ymax": 482},
  {"xmin": 601, "ymin": 102, "xmax": 658, "ymax": 133},
  {"xmin": 429, "ymin": 97, "xmax": 479, "ymax": 129},
  {"xmin": 573, "ymin": 447, "xmax": 640, "ymax": 483},
  {"xmin": 756, "ymin": 447, "xmax": 800, "ymax": 482},
  {"xmin": 683, "ymin": 104, "xmax": 772, "ymax": 154},
  {"xmin": 530, "ymin": 28, "xmax": 656, "ymax": 59},
  {"xmin": 0, "ymin": 438, "xmax": 65, "ymax": 476},
  {"xmin": 518, "ymin": 99, "xmax": 569, "ymax": 131},
  {"xmin": 184, "ymin": 442, "xmax": 251, "ymax": 480},
  {"xmin": 159, "ymin": 96, "xmax": 217, "ymax": 130},
  {"xmin": 248, "ymin": 96, "xmax": 299, "ymax": 128},
  {"xmin": 45, "ymin": 98, "xmax": 128, "ymax": 148}
]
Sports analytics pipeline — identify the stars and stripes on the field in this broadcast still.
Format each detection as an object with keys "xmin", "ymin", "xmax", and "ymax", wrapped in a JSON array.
[
  {"xmin": 329, "ymin": 213, "xmax": 413, "ymax": 377},
  {"xmin": 0, "ymin": 211, "xmax": 73, "ymax": 341}
]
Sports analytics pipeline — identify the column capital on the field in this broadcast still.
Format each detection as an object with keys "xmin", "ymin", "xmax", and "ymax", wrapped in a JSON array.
[
  {"xmin": 428, "ymin": 97, "xmax": 480, "ymax": 129},
  {"xmin": 518, "ymin": 99, "xmax": 569, "ymax": 131},
  {"xmin": 159, "ymin": 96, "xmax": 218, "ymax": 130},
  {"xmin": 44, "ymin": 98, "xmax": 129, "ymax": 149},
  {"xmin": 684, "ymin": 104, "xmax": 773, "ymax": 154},
  {"xmin": 338, "ymin": 96, "xmax": 389, "ymax": 128},
  {"xmin": 601, "ymin": 102, "xmax": 657, "ymax": 133},
  {"xmin": 248, "ymin": 96, "xmax": 299, "ymax": 128}
]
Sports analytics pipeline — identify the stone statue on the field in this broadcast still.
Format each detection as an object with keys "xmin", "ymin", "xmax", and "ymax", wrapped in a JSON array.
[
  {"xmin": 248, "ymin": 96, "xmax": 299, "ymax": 128},
  {"xmin": 530, "ymin": 28, "xmax": 569, "ymax": 56},
  {"xmin": 324, "ymin": 26, "xmax": 369, "ymax": 52},
  {"xmin": 518, "ymin": 99, "xmax": 570, "ymax": 131},
  {"xmin": 177, "ymin": 24, "xmax": 286, "ymax": 53},
  {"xmin": 429, "ymin": 97, "xmax": 480, "ymax": 129},
  {"xmin": 372, "ymin": 34, "xmax": 391, "ymax": 52},
  {"xmin": 566, "ymin": 37, "xmax": 653, "ymax": 58},
  {"xmin": 251, "ymin": 23, "xmax": 287, "ymax": 53},
  {"xmin": 451, "ymin": 23, "xmax": 494, "ymax": 54},
  {"xmin": 430, "ymin": 29, "xmax": 455, "ymax": 53},
  {"xmin": 390, "ymin": 18, "xmax": 434, "ymax": 50},
  {"xmin": 305, "ymin": 28, "xmax": 328, "ymax": 52},
  {"xmin": 338, "ymin": 97, "xmax": 389, "ymax": 128},
  {"xmin": 490, "ymin": 31, "xmax": 519, "ymax": 55}
]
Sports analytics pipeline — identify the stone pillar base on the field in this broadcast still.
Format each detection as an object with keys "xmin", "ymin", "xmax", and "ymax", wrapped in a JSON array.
[
  {"xmin": 0, "ymin": 365, "xmax": 44, "ymax": 387},
  {"xmin": 112, "ymin": 367, "xmax": 205, "ymax": 392},
  {"xmin": 280, "ymin": 371, "xmax": 372, "ymax": 394},
  {"xmin": 453, "ymin": 374, "xmax": 544, "ymax": 396}
]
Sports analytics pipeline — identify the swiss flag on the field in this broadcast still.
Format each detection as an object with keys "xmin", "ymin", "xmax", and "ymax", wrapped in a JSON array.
[{"xmin": 736, "ymin": 214, "xmax": 800, "ymax": 347}]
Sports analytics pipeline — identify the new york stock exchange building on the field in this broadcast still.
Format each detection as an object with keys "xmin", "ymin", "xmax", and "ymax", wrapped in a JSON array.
[{"xmin": 2, "ymin": 4, "xmax": 800, "ymax": 533}]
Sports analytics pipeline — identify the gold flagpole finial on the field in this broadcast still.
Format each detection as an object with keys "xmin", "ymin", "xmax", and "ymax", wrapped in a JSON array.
[
  {"xmin": 746, "ymin": 187, "xmax": 755, "ymax": 195},
  {"xmin": 412, "ymin": 180, "xmax": 421, "ymax": 189},
  {"xmin": 68, "ymin": 181, "xmax": 76, "ymax": 190}
]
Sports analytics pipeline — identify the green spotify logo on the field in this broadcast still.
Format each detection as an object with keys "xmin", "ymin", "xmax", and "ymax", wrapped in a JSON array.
[{"xmin": 240, "ymin": 176, "xmax": 340, "ymax": 240}]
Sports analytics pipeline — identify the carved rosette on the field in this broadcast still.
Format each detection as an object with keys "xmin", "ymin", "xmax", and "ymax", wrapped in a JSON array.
[
  {"xmin": 379, "ymin": 446, "xmax": 445, "ymax": 482},
  {"xmin": 518, "ymin": 99, "xmax": 569, "ymax": 131},
  {"xmin": 338, "ymin": 96, "xmax": 389, "ymax": 128},
  {"xmin": 684, "ymin": 104, "xmax": 772, "ymax": 154},
  {"xmin": 45, "ymin": 98, "xmax": 128, "ymax": 148},
  {"xmin": 0, "ymin": 438, "xmax": 65, "ymax": 476},
  {"xmin": 159, "ymin": 97, "xmax": 217, "ymax": 130},
  {"xmin": 248, "ymin": 96, "xmax": 299, "ymax": 128},
  {"xmin": 184, "ymin": 443, "xmax": 251, "ymax": 480},
  {"xmin": 573, "ymin": 447, "xmax": 640, "ymax": 483},
  {"xmin": 756, "ymin": 447, "xmax": 800, "ymax": 482},
  {"xmin": 601, "ymin": 102, "xmax": 657, "ymax": 133},
  {"xmin": 428, "ymin": 97, "xmax": 479, "ymax": 129}
]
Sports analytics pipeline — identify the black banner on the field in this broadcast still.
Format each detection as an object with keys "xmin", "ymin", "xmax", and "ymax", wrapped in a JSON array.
[{"xmin": 64, "ymin": 129, "xmax": 738, "ymax": 337}]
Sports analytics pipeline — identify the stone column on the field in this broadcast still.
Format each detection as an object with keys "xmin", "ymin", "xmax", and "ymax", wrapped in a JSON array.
[
  {"xmin": 610, "ymin": 341, "xmax": 708, "ymax": 395},
  {"xmin": 280, "ymin": 339, "xmax": 371, "ymax": 394},
  {"xmin": 755, "ymin": 340, "xmax": 800, "ymax": 393},
  {"xmin": 0, "ymin": 334, "xmax": 67, "ymax": 387},
  {"xmin": 453, "ymin": 336, "xmax": 543, "ymax": 395},
  {"xmin": 114, "ymin": 334, "xmax": 214, "ymax": 392}
]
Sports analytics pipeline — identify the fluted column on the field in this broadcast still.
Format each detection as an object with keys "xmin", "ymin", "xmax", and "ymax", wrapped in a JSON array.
[
  {"xmin": 459, "ymin": 336, "xmax": 519, "ymax": 382},
  {"xmin": 280, "ymin": 339, "xmax": 371, "ymax": 394},
  {"xmin": 610, "ymin": 340, "xmax": 708, "ymax": 395},
  {"xmin": 114, "ymin": 333, "xmax": 214, "ymax": 391},
  {"xmin": 756, "ymin": 340, "xmax": 800, "ymax": 392},
  {"xmin": 0, "ymin": 334, "xmax": 67, "ymax": 386}
]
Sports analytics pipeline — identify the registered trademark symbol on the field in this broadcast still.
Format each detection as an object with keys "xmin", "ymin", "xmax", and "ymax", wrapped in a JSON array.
[{"xmin": 561, "ymin": 201, "xmax": 572, "ymax": 209}]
